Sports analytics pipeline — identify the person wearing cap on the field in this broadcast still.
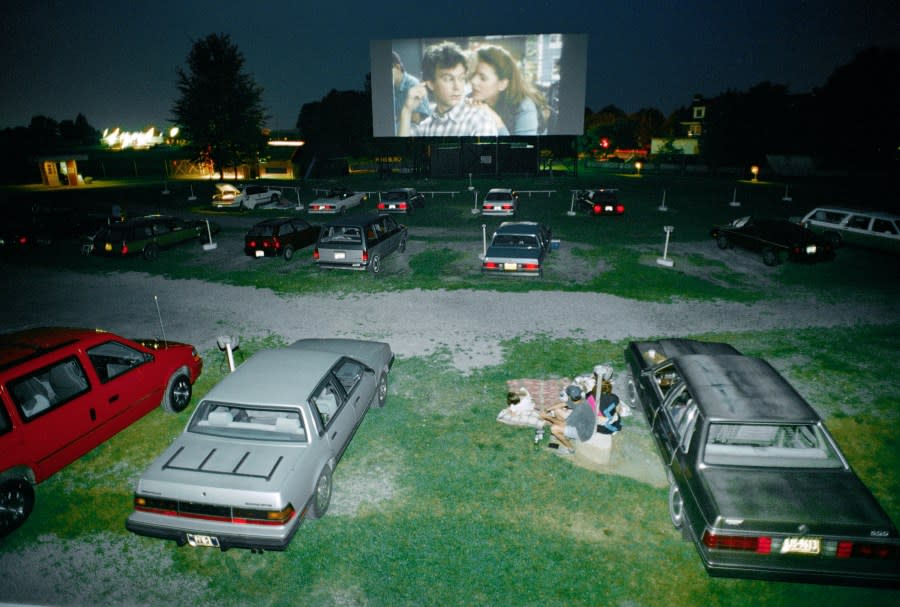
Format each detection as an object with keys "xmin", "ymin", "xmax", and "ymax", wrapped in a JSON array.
[{"xmin": 540, "ymin": 384, "xmax": 596, "ymax": 453}]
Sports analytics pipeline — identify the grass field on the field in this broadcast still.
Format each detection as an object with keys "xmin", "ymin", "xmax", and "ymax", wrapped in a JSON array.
[{"xmin": 1, "ymin": 169, "xmax": 898, "ymax": 606}]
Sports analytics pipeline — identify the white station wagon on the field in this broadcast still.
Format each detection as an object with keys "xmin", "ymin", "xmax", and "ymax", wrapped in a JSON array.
[{"xmin": 800, "ymin": 207, "xmax": 899, "ymax": 254}]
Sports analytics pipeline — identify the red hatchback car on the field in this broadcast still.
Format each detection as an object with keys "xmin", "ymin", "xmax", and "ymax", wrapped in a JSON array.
[{"xmin": 0, "ymin": 327, "xmax": 203, "ymax": 537}]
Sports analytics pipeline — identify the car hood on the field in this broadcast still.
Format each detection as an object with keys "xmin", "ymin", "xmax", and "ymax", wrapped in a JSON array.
[
  {"xmin": 700, "ymin": 467, "xmax": 896, "ymax": 535},
  {"xmin": 136, "ymin": 435, "xmax": 305, "ymax": 504}
]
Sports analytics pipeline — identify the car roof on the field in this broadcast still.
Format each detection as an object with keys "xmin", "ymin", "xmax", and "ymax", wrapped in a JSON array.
[
  {"xmin": 646, "ymin": 338, "xmax": 742, "ymax": 359},
  {"xmin": 0, "ymin": 327, "xmax": 108, "ymax": 372},
  {"xmin": 253, "ymin": 217, "xmax": 296, "ymax": 227},
  {"xmin": 495, "ymin": 222, "xmax": 545, "ymax": 236},
  {"xmin": 204, "ymin": 347, "xmax": 340, "ymax": 406},
  {"xmin": 323, "ymin": 212, "xmax": 388, "ymax": 227},
  {"xmin": 673, "ymin": 354, "xmax": 820, "ymax": 423},
  {"xmin": 804, "ymin": 207, "xmax": 900, "ymax": 220},
  {"xmin": 487, "ymin": 188, "xmax": 513, "ymax": 194}
]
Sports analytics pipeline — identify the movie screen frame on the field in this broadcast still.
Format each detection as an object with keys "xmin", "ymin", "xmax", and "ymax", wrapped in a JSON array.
[{"xmin": 370, "ymin": 34, "xmax": 587, "ymax": 138}]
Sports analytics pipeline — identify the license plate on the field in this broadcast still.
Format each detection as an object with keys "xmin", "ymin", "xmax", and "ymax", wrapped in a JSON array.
[
  {"xmin": 387, "ymin": 204, "xmax": 397, "ymax": 209},
  {"xmin": 503, "ymin": 262, "xmax": 518, "ymax": 271},
  {"xmin": 104, "ymin": 243, "xmax": 112, "ymax": 252},
  {"xmin": 604, "ymin": 205, "xmax": 613, "ymax": 212},
  {"xmin": 255, "ymin": 250, "xmax": 265, "ymax": 257},
  {"xmin": 806, "ymin": 245, "xmax": 817, "ymax": 254},
  {"xmin": 781, "ymin": 536, "xmax": 820, "ymax": 555},
  {"xmin": 334, "ymin": 252, "xmax": 346, "ymax": 260},
  {"xmin": 186, "ymin": 533, "xmax": 220, "ymax": 548}
]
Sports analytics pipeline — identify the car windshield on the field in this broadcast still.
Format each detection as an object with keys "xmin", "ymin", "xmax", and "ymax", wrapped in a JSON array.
[
  {"xmin": 703, "ymin": 422, "xmax": 843, "ymax": 469},
  {"xmin": 319, "ymin": 226, "xmax": 362, "ymax": 244},
  {"xmin": 189, "ymin": 401, "xmax": 307, "ymax": 443},
  {"xmin": 492, "ymin": 234, "xmax": 539, "ymax": 248}
]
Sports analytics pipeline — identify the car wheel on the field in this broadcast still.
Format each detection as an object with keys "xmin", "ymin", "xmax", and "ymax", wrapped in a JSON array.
[
  {"xmin": 283, "ymin": 245, "xmax": 294, "ymax": 261},
  {"xmin": 716, "ymin": 235, "xmax": 730, "ymax": 249},
  {"xmin": 162, "ymin": 372, "xmax": 192, "ymax": 413},
  {"xmin": 398, "ymin": 238, "xmax": 407, "ymax": 253},
  {"xmin": 0, "ymin": 479, "xmax": 34, "ymax": 538},
  {"xmin": 668, "ymin": 482, "xmax": 685, "ymax": 529},
  {"xmin": 375, "ymin": 371, "xmax": 388, "ymax": 408},
  {"xmin": 762, "ymin": 248, "xmax": 779, "ymax": 266},
  {"xmin": 143, "ymin": 243, "xmax": 159, "ymax": 261},
  {"xmin": 309, "ymin": 466, "xmax": 332, "ymax": 520},
  {"xmin": 625, "ymin": 374, "xmax": 638, "ymax": 406},
  {"xmin": 369, "ymin": 255, "xmax": 381, "ymax": 274}
]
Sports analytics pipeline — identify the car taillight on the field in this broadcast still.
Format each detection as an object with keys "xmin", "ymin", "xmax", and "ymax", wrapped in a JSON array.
[
  {"xmin": 313, "ymin": 248, "xmax": 319, "ymax": 260},
  {"xmin": 377, "ymin": 202, "xmax": 386, "ymax": 210},
  {"xmin": 248, "ymin": 240, "xmax": 257, "ymax": 248},
  {"xmin": 362, "ymin": 250, "xmax": 369, "ymax": 262},
  {"xmin": 18, "ymin": 235, "xmax": 28, "ymax": 245},
  {"xmin": 121, "ymin": 244, "xmax": 128, "ymax": 255},
  {"xmin": 616, "ymin": 204, "xmax": 625, "ymax": 214},
  {"xmin": 399, "ymin": 202, "xmax": 407, "ymax": 209},
  {"xmin": 593, "ymin": 204, "xmax": 602, "ymax": 214},
  {"xmin": 835, "ymin": 541, "xmax": 899, "ymax": 560},
  {"xmin": 272, "ymin": 237, "xmax": 281, "ymax": 249},
  {"xmin": 522, "ymin": 263, "xmax": 539, "ymax": 270},
  {"xmin": 134, "ymin": 495, "xmax": 296, "ymax": 526},
  {"xmin": 483, "ymin": 261, "xmax": 498, "ymax": 269},
  {"xmin": 502, "ymin": 204, "xmax": 513, "ymax": 210},
  {"xmin": 702, "ymin": 531, "xmax": 772, "ymax": 553}
]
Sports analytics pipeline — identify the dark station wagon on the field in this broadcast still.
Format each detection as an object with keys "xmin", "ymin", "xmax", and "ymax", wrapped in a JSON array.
[
  {"xmin": 624, "ymin": 339, "xmax": 900, "ymax": 586},
  {"xmin": 710, "ymin": 216, "xmax": 835, "ymax": 266},
  {"xmin": 313, "ymin": 212, "xmax": 407, "ymax": 274},
  {"xmin": 91, "ymin": 214, "xmax": 218, "ymax": 261}
]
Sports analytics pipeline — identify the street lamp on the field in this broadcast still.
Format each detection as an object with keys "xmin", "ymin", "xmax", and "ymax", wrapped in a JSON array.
[
  {"xmin": 635, "ymin": 161, "xmax": 643, "ymax": 176},
  {"xmin": 750, "ymin": 165, "xmax": 759, "ymax": 182}
]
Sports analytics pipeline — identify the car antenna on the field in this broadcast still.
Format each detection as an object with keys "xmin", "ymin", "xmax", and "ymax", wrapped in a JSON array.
[{"xmin": 154, "ymin": 295, "xmax": 169, "ymax": 348}]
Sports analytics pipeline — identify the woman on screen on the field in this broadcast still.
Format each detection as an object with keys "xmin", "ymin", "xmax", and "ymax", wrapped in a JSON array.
[{"xmin": 468, "ymin": 45, "xmax": 548, "ymax": 136}]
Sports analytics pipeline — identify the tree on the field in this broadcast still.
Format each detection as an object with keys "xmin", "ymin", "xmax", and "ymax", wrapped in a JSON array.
[{"xmin": 172, "ymin": 33, "xmax": 268, "ymax": 177}]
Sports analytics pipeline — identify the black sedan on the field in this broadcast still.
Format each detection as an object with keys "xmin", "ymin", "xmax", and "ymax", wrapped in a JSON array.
[
  {"xmin": 710, "ymin": 216, "xmax": 835, "ymax": 266},
  {"xmin": 623, "ymin": 339, "xmax": 900, "ymax": 587},
  {"xmin": 481, "ymin": 221, "xmax": 552, "ymax": 278},
  {"xmin": 575, "ymin": 188, "xmax": 624, "ymax": 216},
  {"xmin": 244, "ymin": 217, "xmax": 319, "ymax": 261}
]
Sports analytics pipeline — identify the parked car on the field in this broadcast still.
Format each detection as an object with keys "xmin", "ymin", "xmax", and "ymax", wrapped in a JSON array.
[
  {"xmin": 126, "ymin": 338, "xmax": 393, "ymax": 552},
  {"xmin": 313, "ymin": 212, "xmax": 407, "ymax": 274},
  {"xmin": 710, "ymin": 216, "xmax": 835, "ymax": 266},
  {"xmin": 481, "ymin": 221, "xmax": 552, "ymax": 278},
  {"xmin": 0, "ymin": 327, "xmax": 203, "ymax": 537},
  {"xmin": 800, "ymin": 207, "xmax": 900, "ymax": 254},
  {"xmin": 212, "ymin": 184, "xmax": 282, "ymax": 210},
  {"xmin": 308, "ymin": 187, "xmax": 368, "ymax": 215},
  {"xmin": 481, "ymin": 188, "xmax": 518, "ymax": 217},
  {"xmin": 91, "ymin": 214, "xmax": 219, "ymax": 261},
  {"xmin": 575, "ymin": 188, "xmax": 624, "ymax": 216},
  {"xmin": 244, "ymin": 217, "xmax": 319, "ymax": 261},
  {"xmin": 376, "ymin": 188, "xmax": 425, "ymax": 214},
  {"xmin": 623, "ymin": 340, "xmax": 900, "ymax": 586}
]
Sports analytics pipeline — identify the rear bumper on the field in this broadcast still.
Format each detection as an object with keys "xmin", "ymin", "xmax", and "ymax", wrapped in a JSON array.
[
  {"xmin": 126, "ymin": 515, "xmax": 302, "ymax": 552},
  {"xmin": 315, "ymin": 261, "xmax": 368, "ymax": 271}
]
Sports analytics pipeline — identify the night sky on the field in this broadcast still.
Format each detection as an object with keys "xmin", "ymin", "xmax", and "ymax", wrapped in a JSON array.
[{"xmin": 2, "ymin": 0, "xmax": 897, "ymax": 132}]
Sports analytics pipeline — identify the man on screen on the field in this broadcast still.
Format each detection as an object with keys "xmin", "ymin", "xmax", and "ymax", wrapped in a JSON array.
[
  {"xmin": 392, "ymin": 51, "xmax": 430, "ymax": 134},
  {"xmin": 397, "ymin": 41, "xmax": 499, "ymax": 137}
]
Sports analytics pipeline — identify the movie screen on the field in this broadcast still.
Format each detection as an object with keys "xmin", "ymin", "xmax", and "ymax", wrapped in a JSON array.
[{"xmin": 370, "ymin": 34, "xmax": 587, "ymax": 138}]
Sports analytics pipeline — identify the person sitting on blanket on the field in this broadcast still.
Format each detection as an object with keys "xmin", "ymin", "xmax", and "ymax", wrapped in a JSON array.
[
  {"xmin": 540, "ymin": 385, "xmax": 596, "ymax": 452},
  {"xmin": 586, "ymin": 364, "xmax": 622, "ymax": 434}
]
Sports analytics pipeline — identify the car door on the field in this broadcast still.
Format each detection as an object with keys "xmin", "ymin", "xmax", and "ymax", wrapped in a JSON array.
[
  {"xmin": 84, "ymin": 340, "xmax": 160, "ymax": 429},
  {"xmin": 309, "ymin": 375, "xmax": 354, "ymax": 460},
  {"xmin": 5, "ymin": 355, "xmax": 96, "ymax": 480},
  {"xmin": 378, "ymin": 216, "xmax": 402, "ymax": 254}
]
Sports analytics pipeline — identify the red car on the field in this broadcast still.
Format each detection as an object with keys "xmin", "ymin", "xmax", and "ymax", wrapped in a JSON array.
[{"xmin": 0, "ymin": 327, "xmax": 203, "ymax": 537}]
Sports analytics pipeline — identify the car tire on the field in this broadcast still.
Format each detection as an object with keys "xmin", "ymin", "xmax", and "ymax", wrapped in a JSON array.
[
  {"xmin": 398, "ymin": 238, "xmax": 407, "ymax": 253},
  {"xmin": 375, "ymin": 371, "xmax": 388, "ymax": 408},
  {"xmin": 283, "ymin": 245, "xmax": 294, "ymax": 261},
  {"xmin": 668, "ymin": 482, "xmax": 685, "ymax": 530},
  {"xmin": 369, "ymin": 255, "xmax": 381, "ymax": 274},
  {"xmin": 308, "ymin": 466, "xmax": 332, "ymax": 520},
  {"xmin": 716, "ymin": 235, "xmax": 730, "ymax": 250},
  {"xmin": 0, "ymin": 479, "xmax": 34, "ymax": 538},
  {"xmin": 143, "ymin": 243, "xmax": 159, "ymax": 261},
  {"xmin": 625, "ymin": 374, "xmax": 638, "ymax": 407},
  {"xmin": 162, "ymin": 372, "xmax": 192, "ymax": 413},
  {"xmin": 762, "ymin": 248, "xmax": 779, "ymax": 266}
]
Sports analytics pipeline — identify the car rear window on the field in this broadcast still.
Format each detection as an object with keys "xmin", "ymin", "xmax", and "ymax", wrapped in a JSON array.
[
  {"xmin": 190, "ymin": 401, "xmax": 307, "ymax": 443},
  {"xmin": 384, "ymin": 191, "xmax": 407, "ymax": 201},
  {"xmin": 320, "ymin": 226, "xmax": 362, "ymax": 244},
  {"xmin": 703, "ymin": 423, "xmax": 843, "ymax": 469},
  {"xmin": 485, "ymin": 192, "xmax": 511, "ymax": 201},
  {"xmin": 492, "ymin": 234, "xmax": 539, "ymax": 248},
  {"xmin": 248, "ymin": 225, "xmax": 276, "ymax": 237}
]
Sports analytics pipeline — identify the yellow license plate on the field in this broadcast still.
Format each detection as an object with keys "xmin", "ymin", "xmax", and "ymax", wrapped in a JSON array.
[
  {"xmin": 503, "ymin": 262, "xmax": 518, "ymax": 271},
  {"xmin": 781, "ymin": 537, "xmax": 820, "ymax": 554}
]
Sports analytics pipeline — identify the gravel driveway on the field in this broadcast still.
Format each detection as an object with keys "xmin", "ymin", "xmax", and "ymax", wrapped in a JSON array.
[{"xmin": 2, "ymin": 262, "xmax": 894, "ymax": 372}]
